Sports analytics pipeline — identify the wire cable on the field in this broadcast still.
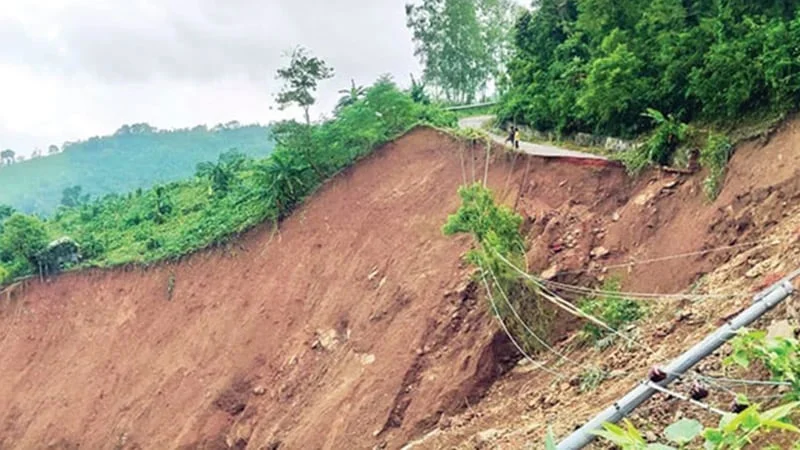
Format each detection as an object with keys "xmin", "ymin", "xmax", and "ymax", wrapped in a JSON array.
[
  {"xmin": 646, "ymin": 381, "xmax": 729, "ymax": 417},
  {"xmin": 541, "ymin": 278, "xmax": 752, "ymax": 301},
  {"xmin": 477, "ymin": 264, "xmax": 562, "ymax": 378},
  {"xmin": 600, "ymin": 239, "xmax": 781, "ymax": 272},
  {"xmin": 695, "ymin": 374, "xmax": 792, "ymax": 387},
  {"xmin": 493, "ymin": 250, "xmax": 654, "ymax": 353},
  {"xmin": 486, "ymin": 262, "xmax": 583, "ymax": 368}
]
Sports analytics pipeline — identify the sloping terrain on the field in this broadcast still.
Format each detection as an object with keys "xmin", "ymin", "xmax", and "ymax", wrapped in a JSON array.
[
  {"xmin": 405, "ymin": 120, "xmax": 800, "ymax": 449},
  {"xmin": 0, "ymin": 128, "xmax": 555, "ymax": 450},
  {"xmin": 1, "ymin": 121, "xmax": 799, "ymax": 450},
  {"xmin": 0, "ymin": 125, "xmax": 273, "ymax": 215}
]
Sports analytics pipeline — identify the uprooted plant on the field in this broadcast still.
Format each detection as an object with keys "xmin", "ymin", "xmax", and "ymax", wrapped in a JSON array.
[{"xmin": 442, "ymin": 183, "xmax": 553, "ymax": 352}]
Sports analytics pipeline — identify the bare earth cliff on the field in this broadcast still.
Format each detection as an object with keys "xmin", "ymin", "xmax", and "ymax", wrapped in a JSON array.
[{"xmin": 2, "ymin": 123, "xmax": 800, "ymax": 449}]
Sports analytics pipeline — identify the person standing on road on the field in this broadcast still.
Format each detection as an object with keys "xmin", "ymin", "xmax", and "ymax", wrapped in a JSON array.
[
  {"xmin": 505, "ymin": 126, "xmax": 515, "ymax": 147},
  {"xmin": 514, "ymin": 127, "xmax": 521, "ymax": 149}
]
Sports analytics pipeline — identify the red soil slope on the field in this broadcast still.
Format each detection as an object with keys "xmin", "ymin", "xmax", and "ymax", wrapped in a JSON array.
[
  {"xmin": 407, "ymin": 120, "xmax": 800, "ymax": 449},
  {"xmin": 3, "ymin": 122, "xmax": 797, "ymax": 450},
  {"xmin": 2, "ymin": 128, "xmax": 582, "ymax": 450}
]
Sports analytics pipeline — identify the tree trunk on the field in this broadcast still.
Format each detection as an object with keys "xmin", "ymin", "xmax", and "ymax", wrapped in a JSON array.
[{"xmin": 302, "ymin": 109, "xmax": 325, "ymax": 180}]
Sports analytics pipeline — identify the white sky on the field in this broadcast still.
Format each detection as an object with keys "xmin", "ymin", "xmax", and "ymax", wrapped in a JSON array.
[{"xmin": 1, "ymin": 0, "xmax": 529, "ymax": 156}]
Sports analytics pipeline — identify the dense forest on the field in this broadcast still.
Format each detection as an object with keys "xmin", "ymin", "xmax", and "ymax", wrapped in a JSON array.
[
  {"xmin": 0, "ymin": 124, "xmax": 274, "ymax": 215},
  {"xmin": 499, "ymin": 0, "xmax": 800, "ymax": 137},
  {"xmin": 0, "ymin": 78, "xmax": 455, "ymax": 284}
]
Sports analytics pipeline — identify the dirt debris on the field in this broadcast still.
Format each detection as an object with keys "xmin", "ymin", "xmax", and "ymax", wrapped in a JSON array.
[{"xmin": 1, "ymin": 121, "xmax": 800, "ymax": 449}]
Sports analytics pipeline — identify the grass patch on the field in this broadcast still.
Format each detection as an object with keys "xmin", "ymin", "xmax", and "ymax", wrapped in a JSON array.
[
  {"xmin": 578, "ymin": 277, "xmax": 644, "ymax": 346},
  {"xmin": 579, "ymin": 367, "xmax": 608, "ymax": 392},
  {"xmin": 699, "ymin": 133, "xmax": 733, "ymax": 200}
]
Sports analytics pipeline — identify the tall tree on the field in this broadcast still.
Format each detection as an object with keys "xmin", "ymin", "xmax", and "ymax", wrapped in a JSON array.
[
  {"xmin": 275, "ymin": 46, "xmax": 334, "ymax": 178},
  {"xmin": 406, "ymin": 0, "xmax": 518, "ymax": 103},
  {"xmin": 275, "ymin": 46, "xmax": 335, "ymax": 126},
  {"xmin": 1, "ymin": 149, "xmax": 15, "ymax": 165},
  {"xmin": 0, "ymin": 204, "xmax": 14, "ymax": 234},
  {"xmin": 0, "ymin": 213, "xmax": 49, "ymax": 272},
  {"xmin": 48, "ymin": 144, "xmax": 60, "ymax": 154},
  {"xmin": 60, "ymin": 185, "xmax": 90, "ymax": 208}
]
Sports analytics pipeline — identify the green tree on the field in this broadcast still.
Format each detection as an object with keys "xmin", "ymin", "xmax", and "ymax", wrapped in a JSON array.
[
  {"xmin": 578, "ymin": 31, "xmax": 650, "ymax": 135},
  {"xmin": 0, "ymin": 204, "xmax": 14, "ymax": 233},
  {"xmin": 0, "ymin": 213, "xmax": 50, "ymax": 275},
  {"xmin": 61, "ymin": 185, "xmax": 90, "ymax": 208},
  {"xmin": 1, "ymin": 149, "xmax": 15, "ymax": 165},
  {"xmin": 499, "ymin": 0, "xmax": 800, "ymax": 136},
  {"xmin": 275, "ymin": 46, "xmax": 334, "ymax": 179},
  {"xmin": 195, "ymin": 150, "xmax": 247, "ymax": 197},
  {"xmin": 275, "ymin": 46, "xmax": 335, "ymax": 127},
  {"xmin": 406, "ymin": 0, "xmax": 517, "ymax": 103},
  {"xmin": 688, "ymin": 18, "xmax": 768, "ymax": 119}
]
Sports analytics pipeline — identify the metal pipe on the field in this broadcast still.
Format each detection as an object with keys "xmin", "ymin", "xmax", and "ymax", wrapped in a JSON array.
[{"xmin": 556, "ymin": 277, "xmax": 796, "ymax": 450}]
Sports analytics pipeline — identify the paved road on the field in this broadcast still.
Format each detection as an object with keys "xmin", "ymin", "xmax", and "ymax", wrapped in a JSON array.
[{"xmin": 459, "ymin": 115, "xmax": 607, "ymax": 161}]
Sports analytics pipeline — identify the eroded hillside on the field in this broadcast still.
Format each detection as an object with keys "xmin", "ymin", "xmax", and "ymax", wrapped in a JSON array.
[{"xmin": 1, "ymin": 122, "xmax": 799, "ymax": 450}]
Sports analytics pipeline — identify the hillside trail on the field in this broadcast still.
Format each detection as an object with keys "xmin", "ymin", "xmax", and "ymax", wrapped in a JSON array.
[{"xmin": 458, "ymin": 115, "xmax": 608, "ymax": 161}]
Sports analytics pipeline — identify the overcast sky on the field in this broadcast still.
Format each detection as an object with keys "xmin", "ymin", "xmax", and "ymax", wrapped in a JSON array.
[{"xmin": 1, "ymin": 0, "xmax": 491, "ymax": 156}]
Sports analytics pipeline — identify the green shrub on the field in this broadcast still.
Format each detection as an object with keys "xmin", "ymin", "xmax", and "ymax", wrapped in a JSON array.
[
  {"xmin": 726, "ymin": 330, "xmax": 800, "ymax": 401},
  {"xmin": 594, "ymin": 404, "xmax": 800, "ymax": 450},
  {"xmin": 0, "ymin": 213, "xmax": 50, "ymax": 277},
  {"xmin": 0, "ymin": 265, "xmax": 9, "ymax": 285},
  {"xmin": 500, "ymin": 1, "xmax": 800, "ymax": 140},
  {"xmin": 700, "ymin": 133, "xmax": 733, "ymax": 200},
  {"xmin": 442, "ymin": 183, "xmax": 525, "ymax": 280},
  {"xmin": 579, "ymin": 367, "xmax": 608, "ymax": 392},
  {"xmin": 619, "ymin": 109, "xmax": 689, "ymax": 174},
  {"xmin": 0, "ymin": 79, "xmax": 453, "ymax": 277},
  {"xmin": 578, "ymin": 277, "xmax": 644, "ymax": 344},
  {"xmin": 443, "ymin": 183, "xmax": 552, "ymax": 352}
]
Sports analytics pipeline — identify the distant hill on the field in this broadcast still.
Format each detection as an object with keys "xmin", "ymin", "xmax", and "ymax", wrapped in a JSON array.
[{"xmin": 0, "ymin": 123, "xmax": 273, "ymax": 215}]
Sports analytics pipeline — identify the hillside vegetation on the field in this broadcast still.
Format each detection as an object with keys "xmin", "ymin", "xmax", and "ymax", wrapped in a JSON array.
[
  {"xmin": 499, "ymin": 0, "xmax": 800, "ymax": 137},
  {"xmin": 0, "ymin": 124, "xmax": 274, "ymax": 215},
  {"xmin": 0, "ymin": 79, "xmax": 455, "ymax": 283}
]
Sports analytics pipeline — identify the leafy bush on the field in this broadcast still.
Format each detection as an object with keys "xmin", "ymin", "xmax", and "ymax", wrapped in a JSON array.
[
  {"xmin": 501, "ymin": 1, "xmax": 800, "ymax": 137},
  {"xmin": 442, "ymin": 183, "xmax": 552, "ymax": 351},
  {"xmin": 0, "ymin": 214, "xmax": 50, "ymax": 278},
  {"xmin": 703, "ymin": 403, "xmax": 800, "ymax": 449},
  {"xmin": 0, "ymin": 265, "xmax": 9, "ymax": 285},
  {"xmin": 0, "ymin": 79, "xmax": 453, "ymax": 278},
  {"xmin": 443, "ymin": 183, "xmax": 525, "ymax": 286},
  {"xmin": 594, "ymin": 403, "xmax": 800, "ymax": 450},
  {"xmin": 578, "ymin": 277, "xmax": 644, "ymax": 344},
  {"xmin": 700, "ymin": 133, "xmax": 733, "ymax": 200},
  {"xmin": 726, "ymin": 330, "xmax": 800, "ymax": 401},
  {"xmin": 579, "ymin": 367, "xmax": 608, "ymax": 392},
  {"xmin": 619, "ymin": 109, "xmax": 689, "ymax": 174}
]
